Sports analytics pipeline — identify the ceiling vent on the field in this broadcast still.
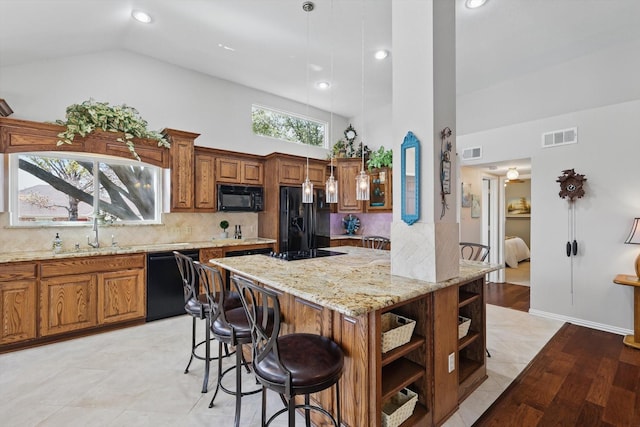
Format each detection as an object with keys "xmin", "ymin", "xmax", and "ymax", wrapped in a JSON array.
[
  {"xmin": 542, "ymin": 127, "xmax": 577, "ymax": 148},
  {"xmin": 461, "ymin": 146, "xmax": 482, "ymax": 160}
]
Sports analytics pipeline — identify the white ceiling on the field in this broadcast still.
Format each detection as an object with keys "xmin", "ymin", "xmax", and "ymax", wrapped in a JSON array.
[{"xmin": 1, "ymin": 0, "xmax": 640, "ymax": 120}]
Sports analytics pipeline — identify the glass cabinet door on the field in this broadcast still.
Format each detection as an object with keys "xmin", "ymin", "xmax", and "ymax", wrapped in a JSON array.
[{"xmin": 366, "ymin": 167, "xmax": 392, "ymax": 212}]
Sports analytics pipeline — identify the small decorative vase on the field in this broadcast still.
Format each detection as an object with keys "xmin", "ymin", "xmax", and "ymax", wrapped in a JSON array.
[{"xmin": 220, "ymin": 231, "xmax": 229, "ymax": 239}]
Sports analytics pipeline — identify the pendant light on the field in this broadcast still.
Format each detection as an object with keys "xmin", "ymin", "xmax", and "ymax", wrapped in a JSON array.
[
  {"xmin": 301, "ymin": 1, "xmax": 314, "ymax": 204},
  {"xmin": 325, "ymin": 0, "xmax": 338, "ymax": 204},
  {"xmin": 355, "ymin": 0, "xmax": 370, "ymax": 201}
]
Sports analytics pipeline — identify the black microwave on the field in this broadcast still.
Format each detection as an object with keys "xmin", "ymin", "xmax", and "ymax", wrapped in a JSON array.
[{"xmin": 217, "ymin": 184, "xmax": 264, "ymax": 212}]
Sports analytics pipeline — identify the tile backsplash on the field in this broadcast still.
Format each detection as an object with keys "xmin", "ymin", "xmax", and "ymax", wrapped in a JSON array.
[{"xmin": 330, "ymin": 212, "xmax": 392, "ymax": 238}]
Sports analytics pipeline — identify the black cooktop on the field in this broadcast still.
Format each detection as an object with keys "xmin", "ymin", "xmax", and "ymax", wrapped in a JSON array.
[{"xmin": 267, "ymin": 249, "xmax": 346, "ymax": 261}]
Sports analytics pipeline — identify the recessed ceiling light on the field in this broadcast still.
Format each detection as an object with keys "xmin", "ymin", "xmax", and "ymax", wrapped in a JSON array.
[
  {"xmin": 374, "ymin": 50, "xmax": 389, "ymax": 60},
  {"xmin": 465, "ymin": 0, "xmax": 487, "ymax": 9},
  {"xmin": 131, "ymin": 10, "xmax": 152, "ymax": 23},
  {"xmin": 316, "ymin": 81, "xmax": 331, "ymax": 90}
]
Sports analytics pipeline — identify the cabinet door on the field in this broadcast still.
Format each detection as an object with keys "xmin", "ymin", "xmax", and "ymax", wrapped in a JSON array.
[
  {"xmin": 278, "ymin": 160, "xmax": 305, "ymax": 185},
  {"xmin": 308, "ymin": 162, "xmax": 326, "ymax": 186},
  {"xmin": 241, "ymin": 160, "xmax": 264, "ymax": 185},
  {"xmin": 170, "ymin": 138, "xmax": 194, "ymax": 211},
  {"xmin": 98, "ymin": 269, "xmax": 145, "ymax": 324},
  {"xmin": 0, "ymin": 280, "xmax": 37, "ymax": 344},
  {"xmin": 195, "ymin": 150, "xmax": 216, "ymax": 210},
  {"xmin": 216, "ymin": 157, "xmax": 241, "ymax": 183},
  {"xmin": 40, "ymin": 274, "xmax": 98, "ymax": 337},
  {"xmin": 337, "ymin": 159, "xmax": 363, "ymax": 213}
]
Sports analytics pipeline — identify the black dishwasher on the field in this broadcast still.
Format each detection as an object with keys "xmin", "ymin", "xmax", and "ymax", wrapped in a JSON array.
[{"xmin": 146, "ymin": 250, "xmax": 199, "ymax": 322}]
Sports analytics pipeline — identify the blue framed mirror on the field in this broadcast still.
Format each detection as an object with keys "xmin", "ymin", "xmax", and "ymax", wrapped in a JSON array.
[{"xmin": 401, "ymin": 131, "xmax": 420, "ymax": 225}]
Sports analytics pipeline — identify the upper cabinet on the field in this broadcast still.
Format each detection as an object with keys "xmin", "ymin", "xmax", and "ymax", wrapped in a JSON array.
[
  {"xmin": 366, "ymin": 167, "xmax": 392, "ymax": 212},
  {"xmin": 164, "ymin": 129, "xmax": 199, "ymax": 212},
  {"xmin": 215, "ymin": 155, "xmax": 264, "ymax": 186},
  {"xmin": 194, "ymin": 148, "xmax": 216, "ymax": 211},
  {"xmin": 336, "ymin": 158, "xmax": 363, "ymax": 213}
]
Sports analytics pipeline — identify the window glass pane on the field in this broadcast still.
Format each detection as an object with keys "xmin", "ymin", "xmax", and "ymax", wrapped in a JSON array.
[
  {"xmin": 98, "ymin": 160, "xmax": 158, "ymax": 222},
  {"xmin": 252, "ymin": 105, "xmax": 327, "ymax": 148},
  {"xmin": 12, "ymin": 152, "xmax": 161, "ymax": 226}
]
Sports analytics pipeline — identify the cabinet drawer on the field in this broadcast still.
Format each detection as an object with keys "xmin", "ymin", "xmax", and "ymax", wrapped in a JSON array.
[
  {"xmin": 41, "ymin": 254, "xmax": 145, "ymax": 278},
  {"xmin": 0, "ymin": 262, "xmax": 37, "ymax": 281}
]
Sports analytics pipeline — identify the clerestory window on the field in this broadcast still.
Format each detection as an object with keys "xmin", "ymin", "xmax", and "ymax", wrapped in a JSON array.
[
  {"xmin": 251, "ymin": 104, "xmax": 328, "ymax": 148},
  {"xmin": 9, "ymin": 152, "xmax": 162, "ymax": 226}
]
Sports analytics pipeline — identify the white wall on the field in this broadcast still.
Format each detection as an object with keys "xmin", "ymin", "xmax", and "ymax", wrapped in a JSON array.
[
  {"xmin": 0, "ymin": 49, "xmax": 348, "ymax": 159},
  {"xmin": 458, "ymin": 99, "xmax": 640, "ymax": 333}
]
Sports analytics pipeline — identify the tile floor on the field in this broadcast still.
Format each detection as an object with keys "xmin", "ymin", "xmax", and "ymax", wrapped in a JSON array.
[{"xmin": 0, "ymin": 304, "xmax": 563, "ymax": 426}]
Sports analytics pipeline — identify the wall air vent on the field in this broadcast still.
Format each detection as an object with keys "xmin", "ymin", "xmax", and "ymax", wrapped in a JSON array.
[
  {"xmin": 542, "ymin": 127, "xmax": 577, "ymax": 148},
  {"xmin": 461, "ymin": 146, "xmax": 482, "ymax": 160}
]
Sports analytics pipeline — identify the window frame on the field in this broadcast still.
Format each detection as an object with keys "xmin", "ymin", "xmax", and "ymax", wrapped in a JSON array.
[
  {"xmin": 251, "ymin": 104, "xmax": 329, "ymax": 148},
  {"xmin": 8, "ymin": 151, "xmax": 163, "ymax": 227}
]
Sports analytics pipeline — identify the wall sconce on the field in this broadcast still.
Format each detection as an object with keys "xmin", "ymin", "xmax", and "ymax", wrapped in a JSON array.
[
  {"xmin": 506, "ymin": 167, "xmax": 519, "ymax": 180},
  {"xmin": 625, "ymin": 217, "xmax": 640, "ymax": 279}
]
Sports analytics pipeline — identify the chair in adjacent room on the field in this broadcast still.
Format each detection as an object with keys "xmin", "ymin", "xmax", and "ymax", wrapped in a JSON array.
[
  {"xmin": 362, "ymin": 235, "xmax": 390, "ymax": 250},
  {"xmin": 193, "ymin": 261, "xmax": 266, "ymax": 427},
  {"xmin": 174, "ymin": 251, "xmax": 236, "ymax": 393},
  {"xmin": 234, "ymin": 274, "xmax": 345, "ymax": 427},
  {"xmin": 458, "ymin": 243, "xmax": 492, "ymax": 358}
]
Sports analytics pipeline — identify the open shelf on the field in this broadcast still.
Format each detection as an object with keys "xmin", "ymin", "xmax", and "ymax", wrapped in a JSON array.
[
  {"xmin": 398, "ymin": 402, "xmax": 429, "ymax": 427},
  {"xmin": 459, "ymin": 290, "xmax": 480, "ymax": 308},
  {"xmin": 381, "ymin": 334, "xmax": 425, "ymax": 367},
  {"xmin": 381, "ymin": 358, "xmax": 424, "ymax": 402},
  {"xmin": 458, "ymin": 330, "xmax": 479, "ymax": 351},
  {"xmin": 459, "ymin": 356, "xmax": 483, "ymax": 385}
]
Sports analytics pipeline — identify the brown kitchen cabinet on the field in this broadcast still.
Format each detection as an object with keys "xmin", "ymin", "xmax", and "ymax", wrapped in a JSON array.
[
  {"xmin": 39, "ymin": 254, "xmax": 146, "ymax": 338},
  {"xmin": 216, "ymin": 156, "xmax": 264, "ymax": 185},
  {"xmin": 336, "ymin": 158, "xmax": 363, "ymax": 213},
  {"xmin": 366, "ymin": 167, "xmax": 392, "ymax": 212},
  {"xmin": 165, "ymin": 129, "xmax": 200, "ymax": 212},
  {"xmin": 0, "ymin": 262, "xmax": 37, "ymax": 345},
  {"xmin": 194, "ymin": 148, "xmax": 216, "ymax": 211}
]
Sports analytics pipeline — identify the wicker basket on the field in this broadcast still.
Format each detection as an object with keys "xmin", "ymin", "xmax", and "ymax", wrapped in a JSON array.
[
  {"xmin": 381, "ymin": 388, "xmax": 418, "ymax": 427},
  {"xmin": 381, "ymin": 313, "xmax": 416, "ymax": 353},
  {"xmin": 458, "ymin": 315, "xmax": 471, "ymax": 339}
]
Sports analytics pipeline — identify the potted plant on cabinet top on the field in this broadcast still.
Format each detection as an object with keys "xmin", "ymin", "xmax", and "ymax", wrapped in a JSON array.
[
  {"xmin": 219, "ymin": 220, "xmax": 230, "ymax": 238},
  {"xmin": 55, "ymin": 99, "xmax": 170, "ymax": 161},
  {"xmin": 367, "ymin": 146, "xmax": 392, "ymax": 170}
]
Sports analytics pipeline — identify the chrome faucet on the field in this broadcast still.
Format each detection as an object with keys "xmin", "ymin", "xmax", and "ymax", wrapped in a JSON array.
[{"xmin": 87, "ymin": 217, "xmax": 100, "ymax": 248}]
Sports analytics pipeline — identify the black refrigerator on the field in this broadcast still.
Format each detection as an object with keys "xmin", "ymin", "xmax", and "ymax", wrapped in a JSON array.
[{"xmin": 279, "ymin": 186, "xmax": 330, "ymax": 254}]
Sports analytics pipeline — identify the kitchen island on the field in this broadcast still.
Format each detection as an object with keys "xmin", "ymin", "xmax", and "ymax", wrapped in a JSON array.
[{"xmin": 209, "ymin": 246, "xmax": 500, "ymax": 426}]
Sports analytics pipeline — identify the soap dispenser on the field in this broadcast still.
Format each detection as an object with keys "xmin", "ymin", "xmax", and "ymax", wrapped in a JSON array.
[{"xmin": 52, "ymin": 233, "xmax": 62, "ymax": 253}]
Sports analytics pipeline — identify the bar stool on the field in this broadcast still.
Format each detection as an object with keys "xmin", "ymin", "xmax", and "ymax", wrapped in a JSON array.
[
  {"xmin": 233, "ymin": 275, "xmax": 345, "ymax": 427},
  {"xmin": 174, "ymin": 251, "xmax": 237, "ymax": 393},
  {"xmin": 194, "ymin": 262, "xmax": 270, "ymax": 427}
]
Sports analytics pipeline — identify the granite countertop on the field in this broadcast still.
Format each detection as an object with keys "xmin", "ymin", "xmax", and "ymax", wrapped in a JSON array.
[
  {"xmin": 0, "ymin": 237, "xmax": 276, "ymax": 263},
  {"xmin": 209, "ymin": 246, "xmax": 501, "ymax": 317}
]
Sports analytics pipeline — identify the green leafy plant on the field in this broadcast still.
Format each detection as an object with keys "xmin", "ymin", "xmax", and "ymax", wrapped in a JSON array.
[
  {"xmin": 55, "ymin": 99, "xmax": 170, "ymax": 161},
  {"xmin": 367, "ymin": 146, "xmax": 393, "ymax": 170},
  {"xmin": 219, "ymin": 220, "xmax": 229, "ymax": 231}
]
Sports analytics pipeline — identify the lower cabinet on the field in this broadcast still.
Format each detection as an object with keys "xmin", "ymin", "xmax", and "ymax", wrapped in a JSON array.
[
  {"xmin": 38, "ymin": 254, "xmax": 145, "ymax": 339},
  {"xmin": 0, "ymin": 262, "xmax": 37, "ymax": 345}
]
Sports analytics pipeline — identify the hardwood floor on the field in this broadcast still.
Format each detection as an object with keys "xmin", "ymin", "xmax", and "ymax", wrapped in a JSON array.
[
  {"xmin": 473, "ymin": 323, "xmax": 640, "ymax": 426},
  {"xmin": 486, "ymin": 282, "xmax": 530, "ymax": 312}
]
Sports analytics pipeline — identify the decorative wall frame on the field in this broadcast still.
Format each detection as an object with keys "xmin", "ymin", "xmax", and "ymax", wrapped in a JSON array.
[{"xmin": 401, "ymin": 131, "xmax": 420, "ymax": 225}]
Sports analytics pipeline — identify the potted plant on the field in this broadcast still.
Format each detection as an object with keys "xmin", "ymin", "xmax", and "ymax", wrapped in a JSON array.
[
  {"xmin": 219, "ymin": 220, "xmax": 230, "ymax": 238},
  {"xmin": 55, "ymin": 99, "xmax": 170, "ymax": 161},
  {"xmin": 367, "ymin": 146, "xmax": 393, "ymax": 171}
]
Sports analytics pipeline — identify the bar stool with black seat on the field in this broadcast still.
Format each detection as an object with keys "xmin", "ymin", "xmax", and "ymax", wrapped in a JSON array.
[
  {"xmin": 234, "ymin": 274, "xmax": 345, "ymax": 427},
  {"xmin": 362, "ymin": 235, "xmax": 390, "ymax": 250},
  {"xmin": 193, "ymin": 261, "xmax": 269, "ymax": 427},
  {"xmin": 174, "ymin": 251, "xmax": 238, "ymax": 393}
]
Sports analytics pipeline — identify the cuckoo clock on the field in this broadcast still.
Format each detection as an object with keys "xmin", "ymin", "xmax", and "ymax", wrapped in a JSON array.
[{"xmin": 556, "ymin": 169, "xmax": 587, "ymax": 201}]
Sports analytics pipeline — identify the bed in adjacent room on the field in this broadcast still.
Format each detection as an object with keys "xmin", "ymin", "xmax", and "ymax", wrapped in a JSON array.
[{"xmin": 505, "ymin": 236, "xmax": 530, "ymax": 268}]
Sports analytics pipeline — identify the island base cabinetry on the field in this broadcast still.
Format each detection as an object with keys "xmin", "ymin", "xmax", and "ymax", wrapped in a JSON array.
[{"xmin": 0, "ymin": 262, "xmax": 37, "ymax": 345}]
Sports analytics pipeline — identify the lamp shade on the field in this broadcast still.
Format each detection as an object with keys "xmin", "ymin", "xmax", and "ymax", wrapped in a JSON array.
[{"xmin": 625, "ymin": 218, "xmax": 640, "ymax": 245}]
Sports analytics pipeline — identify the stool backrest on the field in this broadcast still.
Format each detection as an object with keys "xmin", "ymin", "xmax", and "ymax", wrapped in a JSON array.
[
  {"xmin": 232, "ymin": 276, "xmax": 284, "ymax": 376},
  {"xmin": 362, "ymin": 235, "xmax": 390, "ymax": 250},
  {"xmin": 193, "ymin": 261, "xmax": 229, "ymax": 327},
  {"xmin": 174, "ymin": 250, "xmax": 197, "ymax": 304},
  {"xmin": 459, "ymin": 242, "xmax": 490, "ymax": 262}
]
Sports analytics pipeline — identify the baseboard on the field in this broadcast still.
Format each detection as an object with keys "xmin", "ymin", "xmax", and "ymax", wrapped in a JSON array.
[{"xmin": 528, "ymin": 309, "xmax": 632, "ymax": 336}]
